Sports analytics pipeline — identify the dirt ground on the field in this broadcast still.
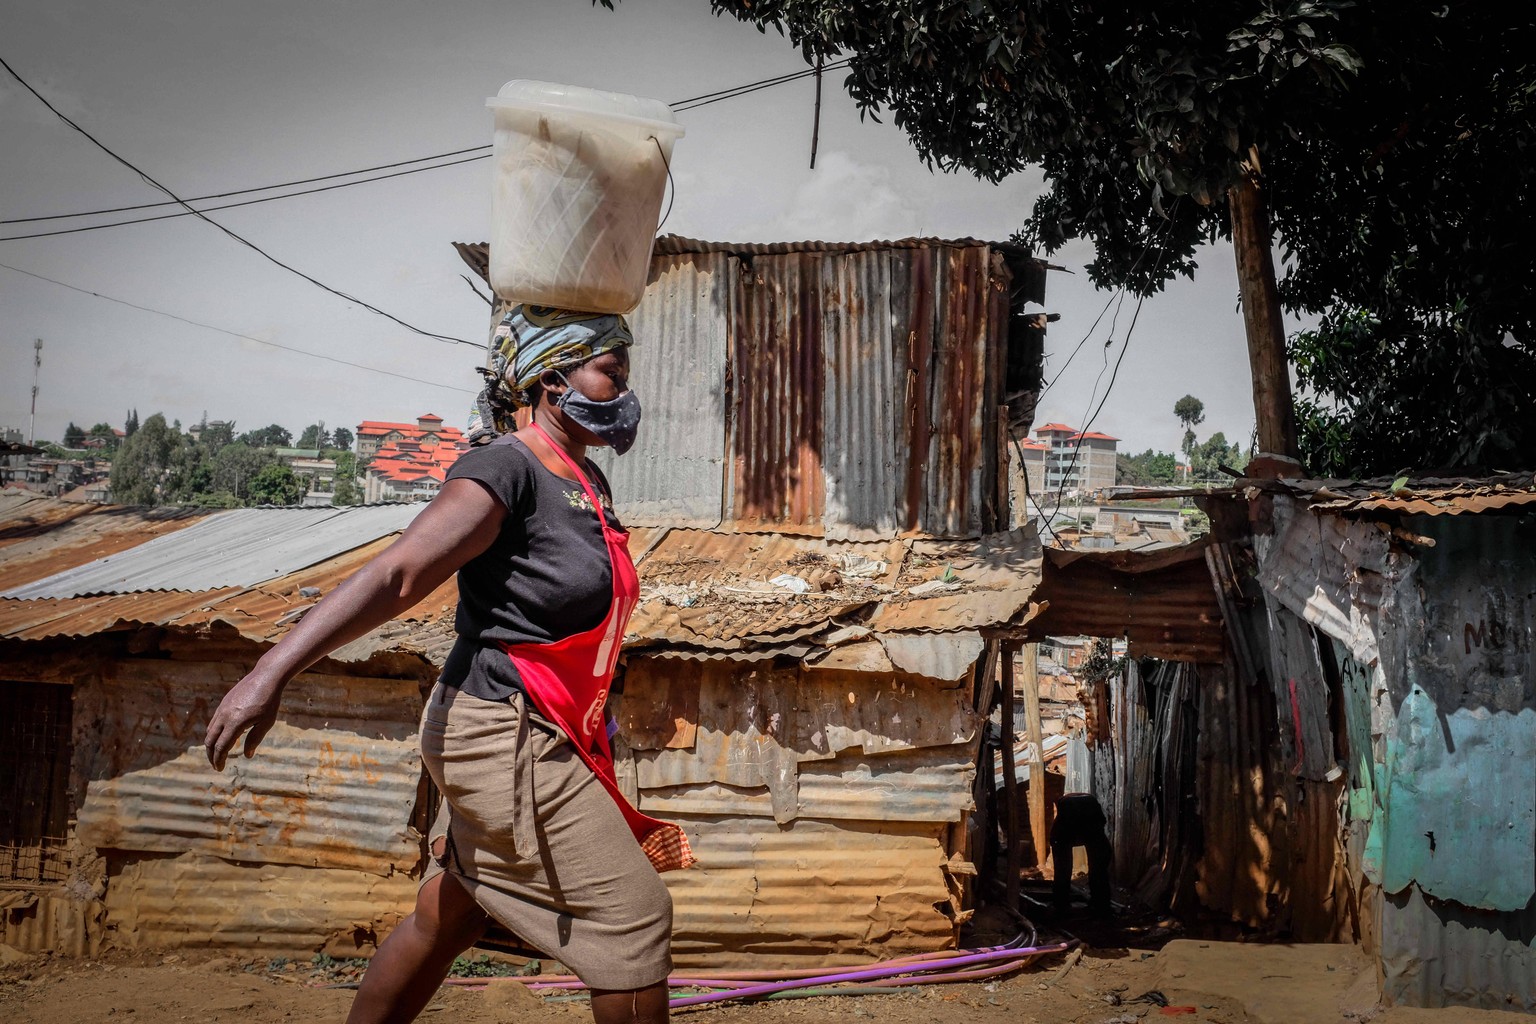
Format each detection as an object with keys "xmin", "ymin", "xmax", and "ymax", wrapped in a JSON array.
[{"xmin": 2, "ymin": 938, "xmax": 1527, "ymax": 1024}]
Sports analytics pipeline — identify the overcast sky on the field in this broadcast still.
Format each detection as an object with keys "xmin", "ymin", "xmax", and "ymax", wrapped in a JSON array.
[{"xmin": 1, "ymin": 0, "xmax": 1304, "ymax": 457}]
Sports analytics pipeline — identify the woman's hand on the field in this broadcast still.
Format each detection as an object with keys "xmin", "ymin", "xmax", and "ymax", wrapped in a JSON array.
[{"xmin": 205, "ymin": 667, "xmax": 285, "ymax": 770}]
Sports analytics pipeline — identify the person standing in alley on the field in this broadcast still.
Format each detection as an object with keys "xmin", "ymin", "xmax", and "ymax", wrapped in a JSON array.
[{"xmin": 205, "ymin": 305, "xmax": 689, "ymax": 1024}]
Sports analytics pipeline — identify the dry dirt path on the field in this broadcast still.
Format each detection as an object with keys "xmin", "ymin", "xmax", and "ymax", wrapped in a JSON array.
[{"xmin": 1, "ymin": 940, "xmax": 1525, "ymax": 1024}]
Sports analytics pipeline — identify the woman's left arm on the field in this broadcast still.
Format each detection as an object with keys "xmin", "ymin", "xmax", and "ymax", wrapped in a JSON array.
[{"xmin": 203, "ymin": 477, "xmax": 502, "ymax": 769}]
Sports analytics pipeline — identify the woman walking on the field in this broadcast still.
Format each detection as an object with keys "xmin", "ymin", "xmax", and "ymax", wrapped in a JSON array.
[{"xmin": 205, "ymin": 305, "xmax": 689, "ymax": 1024}]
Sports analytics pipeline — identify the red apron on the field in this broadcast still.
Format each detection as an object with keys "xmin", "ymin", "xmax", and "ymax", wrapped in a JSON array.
[{"xmin": 497, "ymin": 422, "xmax": 695, "ymax": 873}]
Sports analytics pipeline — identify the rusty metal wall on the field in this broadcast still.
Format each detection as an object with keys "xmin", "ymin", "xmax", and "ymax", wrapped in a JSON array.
[
  {"xmin": 723, "ymin": 245, "xmax": 1009, "ymax": 539},
  {"xmin": 590, "ymin": 253, "xmax": 731, "ymax": 529},
  {"xmin": 819, "ymin": 250, "xmax": 906, "ymax": 539},
  {"xmin": 0, "ymin": 890, "xmax": 102, "ymax": 956},
  {"xmin": 662, "ymin": 816, "xmax": 958, "ymax": 967},
  {"xmin": 1364, "ymin": 513, "xmax": 1536, "ymax": 1009},
  {"xmin": 72, "ymin": 661, "xmax": 423, "ymax": 878},
  {"xmin": 103, "ymin": 853, "xmax": 418, "ymax": 957},
  {"xmin": 730, "ymin": 252, "xmax": 827, "ymax": 532},
  {"xmin": 615, "ymin": 656, "xmax": 979, "ymax": 963}
]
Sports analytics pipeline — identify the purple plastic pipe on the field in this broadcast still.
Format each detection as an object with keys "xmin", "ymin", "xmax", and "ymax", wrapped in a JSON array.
[{"xmin": 667, "ymin": 941, "xmax": 1072, "ymax": 1008}]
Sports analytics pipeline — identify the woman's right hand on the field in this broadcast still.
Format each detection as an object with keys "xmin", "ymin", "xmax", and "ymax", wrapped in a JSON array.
[{"xmin": 205, "ymin": 669, "xmax": 284, "ymax": 771}]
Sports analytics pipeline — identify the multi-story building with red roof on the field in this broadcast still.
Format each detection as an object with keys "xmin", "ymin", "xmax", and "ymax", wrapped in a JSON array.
[
  {"xmin": 1032, "ymin": 422, "xmax": 1119, "ymax": 494},
  {"xmin": 357, "ymin": 414, "xmax": 469, "ymax": 503},
  {"xmin": 355, "ymin": 413, "xmax": 463, "ymax": 459}
]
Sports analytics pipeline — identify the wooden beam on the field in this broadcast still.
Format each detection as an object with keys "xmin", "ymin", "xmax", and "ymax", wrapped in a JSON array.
[
  {"xmin": 1228, "ymin": 165, "xmax": 1300, "ymax": 468},
  {"xmin": 1020, "ymin": 642, "xmax": 1049, "ymax": 879},
  {"xmin": 998, "ymin": 640, "xmax": 1022, "ymax": 914}
]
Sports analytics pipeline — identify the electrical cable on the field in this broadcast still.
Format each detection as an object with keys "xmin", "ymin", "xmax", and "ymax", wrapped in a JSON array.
[
  {"xmin": 0, "ymin": 155, "xmax": 489, "ymax": 241},
  {"xmin": 0, "ymin": 261, "xmax": 476, "ymax": 394},
  {"xmin": 5, "ymin": 61, "xmax": 851, "ymax": 232},
  {"xmin": 0, "ymin": 53, "xmax": 479, "ymax": 347},
  {"xmin": 1, "ymin": 145, "xmax": 493, "ymax": 224}
]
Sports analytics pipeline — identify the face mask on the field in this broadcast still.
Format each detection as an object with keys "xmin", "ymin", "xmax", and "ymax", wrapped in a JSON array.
[{"xmin": 555, "ymin": 372, "xmax": 643, "ymax": 456}]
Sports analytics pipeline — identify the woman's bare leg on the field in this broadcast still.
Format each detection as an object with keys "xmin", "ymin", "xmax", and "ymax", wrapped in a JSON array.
[
  {"xmin": 345, "ymin": 871, "xmax": 489, "ymax": 1024},
  {"xmin": 590, "ymin": 981, "xmax": 669, "ymax": 1024}
]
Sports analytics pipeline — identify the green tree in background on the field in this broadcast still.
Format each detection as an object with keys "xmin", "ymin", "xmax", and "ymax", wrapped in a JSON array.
[
  {"xmin": 124, "ymin": 409, "xmax": 139, "ymax": 439},
  {"xmin": 238, "ymin": 424, "xmax": 293, "ymax": 448},
  {"xmin": 62, "ymin": 422, "xmax": 85, "ymax": 448},
  {"xmin": 331, "ymin": 426, "xmax": 354, "ymax": 452},
  {"xmin": 658, "ymin": 1, "xmax": 1536, "ymax": 474},
  {"xmin": 297, "ymin": 422, "xmax": 330, "ymax": 450},
  {"xmin": 1116, "ymin": 449, "xmax": 1179, "ymax": 486},
  {"xmin": 248, "ymin": 463, "xmax": 303, "ymax": 506},
  {"xmin": 331, "ymin": 451, "xmax": 360, "ymax": 506},
  {"xmin": 110, "ymin": 413, "xmax": 183, "ymax": 505}
]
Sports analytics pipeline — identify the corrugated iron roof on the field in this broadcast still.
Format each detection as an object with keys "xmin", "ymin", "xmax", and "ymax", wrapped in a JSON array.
[
  {"xmin": 1288, "ymin": 471, "xmax": 1536, "ymax": 516},
  {"xmin": 3, "ymin": 504, "xmax": 423, "ymax": 598},
  {"xmin": 0, "ymin": 498, "xmax": 455, "ymax": 661},
  {"xmin": 1023, "ymin": 539, "xmax": 1226, "ymax": 662},
  {"xmin": 626, "ymin": 526, "xmax": 1040, "ymax": 657}
]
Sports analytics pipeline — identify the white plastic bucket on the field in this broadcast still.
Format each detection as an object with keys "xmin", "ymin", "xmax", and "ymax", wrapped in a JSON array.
[{"xmin": 487, "ymin": 80, "xmax": 684, "ymax": 313}]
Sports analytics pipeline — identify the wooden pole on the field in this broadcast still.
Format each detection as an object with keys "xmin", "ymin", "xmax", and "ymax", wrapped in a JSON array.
[
  {"xmin": 809, "ymin": 56, "xmax": 824, "ymax": 170},
  {"xmin": 998, "ymin": 641, "xmax": 1021, "ymax": 913},
  {"xmin": 1021, "ymin": 643, "xmax": 1048, "ymax": 877},
  {"xmin": 1228, "ymin": 162, "xmax": 1300, "ymax": 470}
]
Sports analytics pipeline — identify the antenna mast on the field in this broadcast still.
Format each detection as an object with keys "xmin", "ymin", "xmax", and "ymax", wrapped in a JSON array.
[{"xmin": 28, "ymin": 339, "xmax": 42, "ymax": 446}]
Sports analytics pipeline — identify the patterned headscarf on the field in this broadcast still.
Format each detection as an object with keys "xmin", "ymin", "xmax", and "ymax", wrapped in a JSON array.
[{"xmin": 466, "ymin": 304, "xmax": 634, "ymax": 444}]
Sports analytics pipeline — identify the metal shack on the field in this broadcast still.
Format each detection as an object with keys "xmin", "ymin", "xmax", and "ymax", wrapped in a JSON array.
[
  {"xmin": 1233, "ymin": 475, "xmax": 1536, "ymax": 1011},
  {"xmin": 0, "ymin": 495, "xmax": 454, "ymax": 957},
  {"xmin": 457, "ymin": 235, "xmax": 1054, "ymax": 964}
]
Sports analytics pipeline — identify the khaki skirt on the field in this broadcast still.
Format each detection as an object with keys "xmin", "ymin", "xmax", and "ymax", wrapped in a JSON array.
[{"xmin": 419, "ymin": 681, "xmax": 673, "ymax": 990}]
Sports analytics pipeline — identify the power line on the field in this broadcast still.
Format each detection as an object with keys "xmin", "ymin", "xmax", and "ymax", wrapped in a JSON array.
[
  {"xmin": 1, "ymin": 145, "xmax": 493, "ymax": 225},
  {"xmin": 0, "ymin": 261, "xmax": 476, "ymax": 394},
  {"xmin": 2, "ymin": 154, "xmax": 488, "ymax": 241},
  {"xmin": 0, "ymin": 52, "xmax": 478, "ymax": 348},
  {"xmin": 5, "ymin": 62, "xmax": 850, "ymax": 232}
]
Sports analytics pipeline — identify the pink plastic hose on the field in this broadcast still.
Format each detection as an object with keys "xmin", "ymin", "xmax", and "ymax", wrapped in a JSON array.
[{"xmin": 668, "ymin": 941, "xmax": 1072, "ymax": 1008}]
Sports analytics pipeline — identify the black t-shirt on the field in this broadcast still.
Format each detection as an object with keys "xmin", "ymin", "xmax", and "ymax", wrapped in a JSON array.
[{"xmin": 440, "ymin": 434, "xmax": 621, "ymax": 702}]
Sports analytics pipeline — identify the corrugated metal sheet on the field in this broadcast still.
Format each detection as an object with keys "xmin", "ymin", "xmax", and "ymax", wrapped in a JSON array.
[
  {"xmin": 731, "ymin": 251, "xmax": 827, "ymax": 531},
  {"xmin": 1019, "ymin": 540, "xmax": 1225, "ymax": 661},
  {"xmin": 1379, "ymin": 885, "xmax": 1536, "ymax": 1012},
  {"xmin": 104, "ymin": 853, "xmax": 419, "ymax": 957},
  {"xmin": 462, "ymin": 237, "xmax": 1034, "ymax": 540},
  {"xmin": 0, "ymin": 498, "xmax": 211, "ymax": 586},
  {"xmin": 589, "ymin": 253, "xmax": 730, "ymax": 528},
  {"xmin": 3, "ymin": 504, "xmax": 423, "ymax": 598},
  {"xmin": 0, "ymin": 495, "xmax": 456, "ymax": 664},
  {"xmin": 820, "ymin": 250, "xmax": 906, "ymax": 539},
  {"xmin": 72, "ymin": 663, "xmax": 423, "ymax": 877},
  {"xmin": 661, "ymin": 816, "xmax": 958, "ymax": 967},
  {"xmin": 1254, "ymin": 497, "xmax": 1395, "ymax": 666},
  {"xmin": 0, "ymin": 890, "xmax": 102, "ymax": 956},
  {"xmin": 638, "ymin": 745, "xmax": 976, "ymax": 823},
  {"xmin": 1284, "ymin": 471, "xmax": 1536, "ymax": 516}
]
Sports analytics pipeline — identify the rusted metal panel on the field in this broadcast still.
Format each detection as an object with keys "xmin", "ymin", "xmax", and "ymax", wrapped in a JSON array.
[
  {"xmin": 589, "ymin": 253, "xmax": 730, "ymax": 529},
  {"xmin": 661, "ymin": 816, "xmax": 957, "ymax": 967},
  {"xmin": 104, "ymin": 853, "xmax": 418, "ymax": 957},
  {"xmin": 0, "ymin": 890, "xmax": 102, "ymax": 956},
  {"xmin": 71, "ymin": 663, "xmax": 423, "ymax": 877},
  {"xmin": 1023, "ymin": 541, "xmax": 1226, "ymax": 662},
  {"xmin": 922, "ymin": 246, "xmax": 992, "ymax": 537},
  {"xmin": 619, "ymin": 658, "xmax": 978, "ymax": 829},
  {"xmin": 819, "ymin": 250, "xmax": 907, "ymax": 539},
  {"xmin": 730, "ymin": 252, "xmax": 826, "ymax": 532},
  {"xmin": 637, "ymin": 744, "xmax": 976, "ymax": 823}
]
